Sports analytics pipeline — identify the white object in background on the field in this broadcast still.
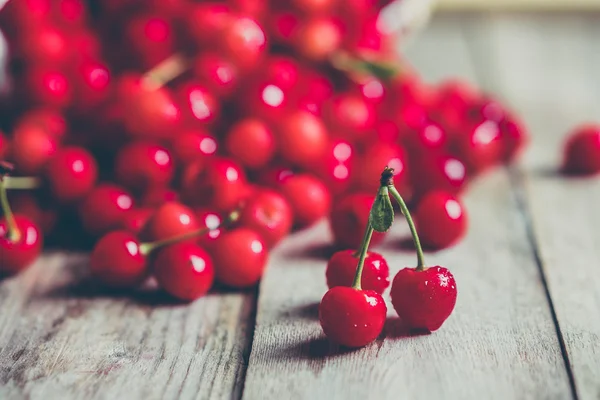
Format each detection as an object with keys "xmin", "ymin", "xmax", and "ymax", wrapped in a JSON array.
[{"xmin": 378, "ymin": 0, "xmax": 436, "ymax": 49}]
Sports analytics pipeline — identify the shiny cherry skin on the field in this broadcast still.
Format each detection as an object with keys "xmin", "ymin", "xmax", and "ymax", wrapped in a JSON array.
[
  {"xmin": 142, "ymin": 201, "xmax": 199, "ymax": 242},
  {"xmin": 9, "ymin": 124, "xmax": 58, "ymax": 174},
  {"xmin": 499, "ymin": 116, "xmax": 529, "ymax": 163},
  {"xmin": 319, "ymin": 287, "xmax": 386, "ymax": 348},
  {"xmin": 562, "ymin": 124, "xmax": 600, "ymax": 175},
  {"xmin": 415, "ymin": 191, "xmax": 467, "ymax": 249},
  {"xmin": 431, "ymin": 78, "xmax": 480, "ymax": 132},
  {"xmin": 192, "ymin": 52, "xmax": 238, "ymax": 99},
  {"xmin": 280, "ymin": 173, "xmax": 330, "ymax": 228},
  {"xmin": 138, "ymin": 186, "xmax": 179, "ymax": 208},
  {"xmin": 169, "ymin": 129, "xmax": 217, "ymax": 168},
  {"xmin": 410, "ymin": 154, "xmax": 468, "ymax": 199},
  {"xmin": 24, "ymin": 68, "xmax": 72, "ymax": 108},
  {"xmin": 180, "ymin": 157, "xmax": 248, "ymax": 212},
  {"xmin": 290, "ymin": 70, "xmax": 333, "ymax": 114},
  {"xmin": 0, "ymin": 215, "xmax": 43, "ymax": 275},
  {"xmin": 352, "ymin": 142, "xmax": 408, "ymax": 194},
  {"xmin": 256, "ymin": 164, "xmax": 295, "ymax": 188},
  {"xmin": 276, "ymin": 110, "xmax": 328, "ymax": 169},
  {"xmin": 240, "ymin": 74, "xmax": 290, "ymax": 124},
  {"xmin": 220, "ymin": 16, "xmax": 267, "ymax": 71},
  {"xmin": 46, "ymin": 146, "xmax": 98, "ymax": 203},
  {"xmin": 325, "ymin": 93, "xmax": 376, "ymax": 141},
  {"xmin": 17, "ymin": 25, "xmax": 70, "ymax": 65},
  {"xmin": 185, "ymin": 3, "xmax": 231, "ymax": 47},
  {"xmin": 261, "ymin": 56, "xmax": 300, "ymax": 90},
  {"xmin": 326, "ymin": 250, "xmax": 389, "ymax": 294},
  {"xmin": 405, "ymin": 121, "xmax": 448, "ymax": 155},
  {"xmin": 120, "ymin": 208, "xmax": 153, "ymax": 235},
  {"xmin": 71, "ymin": 58, "xmax": 111, "ymax": 111},
  {"xmin": 153, "ymin": 242, "xmax": 214, "ymax": 301},
  {"xmin": 175, "ymin": 81, "xmax": 220, "ymax": 128},
  {"xmin": 329, "ymin": 193, "xmax": 385, "ymax": 249},
  {"xmin": 238, "ymin": 189, "xmax": 292, "ymax": 248},
  {"xmin": 293, "ymin": 17, "xmax": 342, "ymax": 62},
  {"xmin": 225, "ymin": 119, "xmax": 275, "ymax": 169},
  {"xmin": 269, "ymin": 11, "xmax": 300, "ymax": 45},
  {"xmin": 13, "ymin": 108, "xmax": 67, "ymax": 139},
  {"xmin": 390, "ymin": 266, "xmax": 457, "ymax": 331},
  {"xmin": 89, "ymin": 230, "xmax": 148, "ymax": 288},
  {"xmin": 125, "ymin": 14, "xmax": 174, "ymax": 68},
  {"xmin": 114, "ymin": 142, "xmax": 174, "ymax": 195},
  {"xmin": 195, "ymin": 209, "xmax": 225, "ymax": 251},
  {"xmin": 453, "ymin": 119, "xmax": 502, "ymax": 174},
  {"xmin": 311, "ymin": 139, "xmax": 354, "ymax": 196},
  {"xmin": 211, "ymin": 228, "xmax": 268, "ymax": 288},
  {"xmin": 468, "ymin": 97, "xmax": 506, "ymax": 124},
  {"xmin": 78, "ymin": 184, "xmax": 134, "ymax": 236},
  {"xmin": 355, "ymin": 76, "xmax": 386, "ymax": 106}
]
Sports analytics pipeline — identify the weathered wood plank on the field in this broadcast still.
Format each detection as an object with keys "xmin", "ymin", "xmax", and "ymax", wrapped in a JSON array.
[
  {"xmin": 0, "ymin": 253, "xmax": 254, "ymax": 400},
  {"xmin": 465, "ymin": 13, "xmax": 600, "ymax": 399},
  {"xmin": 241, "ymin": 15, "xmax": 571, "ymax": 400}
]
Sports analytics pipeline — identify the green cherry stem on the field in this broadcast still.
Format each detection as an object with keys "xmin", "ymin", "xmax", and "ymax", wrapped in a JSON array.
[
  {"xmin": 0, "ymin": 174, "xmax": 21, "ymax": 243},
  {"xmin": 3, "ymin": 176, "xmax": 41, "ymax": 190},
  {"xmin": 138, "ymin": 209, "xmax": 240, "ymax": 256},
  {"xmin": 351, "ymin": 221, "xmax": 374, "ymax": 290}
]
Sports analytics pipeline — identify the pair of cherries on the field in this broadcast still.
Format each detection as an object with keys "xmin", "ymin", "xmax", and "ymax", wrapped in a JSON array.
[{"xmin": 319, "ymin": 168, "xmax": 458, "ymax": 348}]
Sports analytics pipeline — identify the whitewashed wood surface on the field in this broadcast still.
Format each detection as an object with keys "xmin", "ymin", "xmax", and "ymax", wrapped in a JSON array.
[{"xmin": 1, "ymin": 12, "xmax": 600, "ymax": 400}]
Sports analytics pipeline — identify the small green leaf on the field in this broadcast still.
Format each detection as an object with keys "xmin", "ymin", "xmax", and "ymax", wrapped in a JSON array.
[{"xmin": 369, "ymin": 187, "xmax": 394, "ymax": 232}]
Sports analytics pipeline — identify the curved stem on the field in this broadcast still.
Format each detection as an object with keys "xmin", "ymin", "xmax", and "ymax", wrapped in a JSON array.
[
  {"xmin": 141, "ymin": 53, "xmax": 189, "ymax": 91},
  {"xmin": 139, "ymin": 209, "xmax": 240, "ymax": 255},
  {"xmin": 351, "ymin": 222, "xmax": 374, "ymax": 290},
  {"xmin": 388, "ymin": 186, "xmax": 425, "ymax": 270},
  {"xmin": 0, "ymin": 177, "xmax": 21, "ymax": 242},
  {"xmin": 3, "ymin": 176, "xmax": 41, "ymax": 190}
]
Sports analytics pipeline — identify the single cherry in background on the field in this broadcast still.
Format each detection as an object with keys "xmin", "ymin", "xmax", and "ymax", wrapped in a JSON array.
[
  {"xmin": 225, "ymin": 118, "xmax": 275, "ymax": 169},
  {"xmin": 141, "ymin": 201, "xmax": 199, "ymax": 242},
  {"xmin": 562, "ymin": 123, "xmax": 600, "ymax": 175},
  {"xmin": 8, "ymin": 122, "xmax": 59, "ymax": 175},
  {"xmin": 120, "ymin": 208, "xmax": 153, "ymax": 235},
  {"xmin": 276, "ymin": 110, "xmax": 328, "ymax": 169},
  {"xmin": 279, "ymin": 173, "xmax": 330, "ymax": 228},
  {"xmin": 169, "ymin": 129, "xmax": 217, "ymax": 168},
  {"xmin": 326, "ymin": 249, "xmax": 389, "ymax": 294},
  {"xmin": 45, "ymin": 146, "xmax": 98, "ymax": 203},
  {"xmin": 414, "ymin": 191, "xmax": 467, "ymax": 250},
  {"xmin": 237, "ymin": 188, "xmax": 292, "ymax": 248},
  {"xmin": 78, "ymin": 183, "xmax": 134, "ymax": 237},
  {"xmin": 329, "ymin": 193, "xmax": 386, "ymax": 249},
  {"xmin": 113, "ymin": 141, "xmax": 174, "ymax": 195}
]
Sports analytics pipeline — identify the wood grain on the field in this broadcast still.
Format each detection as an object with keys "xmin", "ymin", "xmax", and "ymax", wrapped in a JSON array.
[
  {"xmin": 0, "ymin": 253, "xmax": 255, "ymax": 400},
  {"xmin": 241, "ymin": 15, "xmax": 571, "ymax": 400},
  {"xmin": 463, "ymin": 13, "xmax": 600, "ymax": 399}
]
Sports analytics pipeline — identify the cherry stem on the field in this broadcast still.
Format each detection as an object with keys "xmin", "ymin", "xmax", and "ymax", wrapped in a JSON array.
[
  {"xmin": 139, "ymin": 209, "xmax": 240, "ymax": 255},
  {"xmin": 141, "ymin": 53, "xmax": 189, "ymax": 91},
  {"xmin": 3, "ymin": 176, "xmax": 41, "ymax": 190},
  {"xmin": 388, "ymin": 185, "xmax": 425, "ymax": 271},
  {"xmin": 0, "ymin": 176, "xmax": 21, "ymax": 242},
  {"xmin": 351, "ymin": 221, "xmax": 374, "ymax": 290}
]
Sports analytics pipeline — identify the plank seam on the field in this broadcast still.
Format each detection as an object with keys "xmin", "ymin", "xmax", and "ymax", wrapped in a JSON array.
[
  {"xmin": 236, "ymin": 286, "xmax": 259, "ymax": 400},
  {"xmin": 508, "ymin": 167, "xmax": 579, "ymax": 400}
]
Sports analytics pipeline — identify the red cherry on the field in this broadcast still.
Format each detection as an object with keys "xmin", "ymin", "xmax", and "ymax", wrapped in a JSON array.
[
  {"xmin": 238, "ymin": 189, "xmax": 292, "ymax": 248},
  {"xmin": 326, "ymin": 250, "xmax": 389, "ymax": 294},
  {"xmin": 125, "ymin": 14, "xmax": 174, "ymax": 68},
  {"xmin": 225, "ymin": 119, "xmax": 275, "ymax": 169},
  {"xmin": 153, "ymin": 242, "xmax": 214, "ymax": 301},
  {"xmin": 195, "ymin": 209, "xmax": 225, "ymax": 250},
  {"xmin": 68, "ymin": 28, "xmax": 101, "ymax": 58},
  {"xmin": 169, "ymin": 129, "xmax": 217, "ymax": 168},
  {"xmin": 229, "ymin": 0, "xmax": 267, "ymax": 19},
  {"xmin": 280, "ymin": 173, "xmax": 330, "ymax": 227},
  {"xmin": 453, "ymin": 119, "xmax": 502, "ymax": 173},
  {"xmin": 325, "ymin": 92, "xmax": 376, "ymax": 141},
  {"xmin": 292, "ymin": 0, "xmax": 337, "ymax": 14},
  {"xmin": 17, "ymin": 25, "xmax": 70, "ymax": 65},
  {"xmin": 220, "ymin": 16, "xmax": 267, "ymax": 71},
  {"xmin": 0, "ymin": 132, "xmax": 6, "ymax": 159},
  {"xmin": 211, "ymin": 228, "xmax": 268, "ymax": 288},
  {"xmin": 24, "ymin": 68, "xmax": 72, "ymax": 108},
  {"xmin": 240, "ymin": 77, "xmax": 289, "ymax": 124},
  {"xmin": 415, "ymin": 191, "xmax": 467, "ymax": 249},
  {"xmin": 13, "ymin": 108, "xmax": 67, "ymax": 139},
  {"xmin": 405, "ymin": 121, "xmax": 448, "ymax": 155},
  {"xmin": 52, "ymin": 0, "xmax": 87, "ymax": 29},
  {"xmin": 390, "ymin": 266, "xmax": 457, "ymax": 331},
  {"xmin": 269, "ymin": 11, "xmax": 300, "ymax": 44},
  {"xmin": 120, "ymin": 208, "xmax": 153, "ymax": 234},
  {"xmin": 468, "ymin": 97, "xmax": 506, "ymax": 124},
  {"xmin": 431, "ymin": 79, "xmax": 480, "ymax": 132},
  {"xmin": 71, "ymin": 58, "xmax": 111, "ymax": 110},
  {"xmin": 262, "ymin": 56, "xmax": 300, "ymax": 90},
  {"xmin": 142, "ymin": 201, "xmax": 198, "ymax": 242},
  {"xmin": 114, "ymin": 142, "xmax": 174, "ymax": 195},
  {"xmin": 276, "ymin": 110, "xmax": 327, "ymax": 168},
  {"xmin": 344, "ymin": 13, "xmax": 392, "ymax": 54},
  {"xmin": 500, "ymin": 116, "xmax": 529, "ymax": 163},
  {"xmin": 9, "ymin": 124, "xmax": 58, "ymax": 174},
  {"xmin": 388, "ymin": 73, "xmax": 433, "ymax": 110},
  {"xmin": 0, "ymin": 0, "xmax": 52, "ymax": 30},
  {"xmin": 410, "ymin": 154, "xmax": 467, "ymax": 199},
  {"xmin": 329, "ymin": 193, "xmax": 385, "ymax": 249},
  {"xmin": 355, "ymin": 77, "xmax": 386, "ymax": 105},
  {"xmin": 90, "ymin": 230, "xmax": 148, "ymax": 288},
  {"xmin": 175, "ymin": 81, "xmax": 220, "ymax": 128},
  {"xmin": 311, "ymin": 139, "xmax": 354, "ymax": 196},
  {"xmin": 138, "ymin": 186, "xmax": 179, "ymax": 208},
  {"xmin": 192, "ymin": 52, "xmax": 238, "ymax": 98},
  {"xmin": 562, "ymin": 124, "xmax": 600, "ymax": 175},
  {"xmin": 0, "ymin": 215, "xmax": 43, "ymax": 275},
  {"xmin": 46, "ymin": 146, "xmax": 98, "ymax": 203},
  {"xmin": 373, "ymin": 119, "xmax": 401, "ymax": 145},
  {"xmin": 319, "ymin": 287, "xmax": 386, "ymax": 347},
  {"xmin": 256, "ymin": 164, "xmax": 295, "ymax": 188},
  {"xmin": 353, "ymin": 142, "xmax": 408, "ymax": 194},
  {"xmin": 293, "ymin": 17, "xmax": 342, "ymax": 61},
  {"xmin": 78, "ymin": 184, "xmax": 134, "ymax": 236},
  {"xmin": 185, "ymin": 3, "xmax": 231, "ymax": 47},
  {"xmin": 180, "ymin": 157, "xmax": 248, "ymax": 212}
]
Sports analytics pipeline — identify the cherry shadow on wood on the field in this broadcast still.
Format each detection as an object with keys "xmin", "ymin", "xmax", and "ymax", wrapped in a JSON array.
[{"xmin": 279, "ymin": 301, "xmax": 320, "ymax": 321}]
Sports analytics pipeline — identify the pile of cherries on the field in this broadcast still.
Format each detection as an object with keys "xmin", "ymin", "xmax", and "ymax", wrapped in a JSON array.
[{"xmin": 0, "ymin": 0, "xmax": 530, "ymax": 305}]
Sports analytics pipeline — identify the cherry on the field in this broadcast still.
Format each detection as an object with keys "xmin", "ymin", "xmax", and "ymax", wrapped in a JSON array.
[
  {"xmin": 415, "ymin": 191, "xmax": 467, "ymax": 250},
  {"xmin": 410, "ymin": 154, "xmax": 467, "ymax": 199},
  {"xmin": 269, "ymin": 12, "xmax": 300, "ymax": 45},
  {"xmin": 354, "ymin": 76, "xmax": 386, "ymax": 106},
  {"xmin": 319, "ymin": 287, "xmax": 386, "ymax": 347},
  {"xmin": 238, "ymin": 189, "xmax": 292, "ymax": 248},
  {"xmin": 46, "ymin": 146, "xmax": 98, "ymax": 203},
  {"xmin": 185, "ymin": 3, "xmax": 231, "ymax": 47},
  {"xmin": 390, "ymin": 266, "xmax": 457, "ymax": 331},
  {"xmin": 78, "ymin": 183, "xmax": 134, "ymax": 236},
  {"xmin": 114, "ymin": 142, "xmax": 174, "ymax": 195},
  {"xmin": 280, "ymin": 173, "xmax": 330, "ymax": 228},
  {"xmin": 431, "ymin": 78, "xmax": 480, "ymax": 132},
  {"xmin": 404, "ymin": 121, "xmax": 448, "ymax": 155},
  {"xmin": 69, "ymin": 28, "xmax": 101, "ymax": 58},
  {"xmin": 325, "ymin": 92, "xmax": 376, "ymax": 141},
  {"xmin": 175, "ymin": 81, "xmax": 220, "ymax": 128},
  {"xmin": 16, "ymin": 25, "xmax": 71, "ymax": 65},
  {"xmin": 276, "ymin": 110, "xmax": 327, "ymax": 168},
  {"xmin": 180, "ymin": 157, "xmax": 248, "ymax": 212},
  {"xmin": 169, "ymin": 129, "xmax": 217, "ymax": 168},
  {"xmin": 500, "ymin": 116, "xmax": 529, "ymax": 163},
  {"xmin": 468, "ymin": 97, "xmax": 506, "ymax": 124},
  {"xmin": 71, "ymin": 58, "xmax": 111, "ymax": 110},
  {"xmin": 292, "ymin": 0, "xmax": 337, "ymax": 14},
  {"xmin": 138, "ymin": 186, "xmax": 179, "ymax": 208},
  {"xmin": 388, "ymin": 72, "xmax": 432, "ymax": 110},
  {"xmin": 326, "ymin": 250, "xmax": 389, "ymax": 294},
  {"xmin": 89, "ymin": 230, "xmax": 148, "ymax": 288},
  {"xmin": 329, "ymin": 193, "xmax": 386, "ymax": 249},
  {"xmin": 13, "ymin": 108, "xmax": 67, "ymax": 139},
  {"xmin": 562, "ymin": 124, "xmax": 600, "ymax": 175},
  {"xmin": 293, "ymin": 17, "xmax": 342, "ymax": 62},
  {"xmin": 211, "ymin": 228, "xmax": 268, "ymax": 288},
  {"xmin": 120, "ymin": 208, "xmax": 153, "ymax": 234},
  {"xmin": 141, "ymin": 201, "xmax": 199, "ymax": 242},
  {"xmin": 453, "ymin": 119, "xmax": 502, "ymax": 174},
  {"xmin": 152, "ymin": 242, "xmax": 214, "ymax": 301},
  {"xmin": 125, "ymin": 14, "xmax": 174, "ymax": 68},
  {"xmin": 0, "ymin": 0, "xmax": 52, "ymax": 31},
  {"xmin": 52, "ymin": 0, "xmax": 87, "ymax": 29},
  {"xmin": 220, "ymin": 15, "xmax": 267, "ymax": 71},
  {"xmin": 310, "ymin": 138, "xmax": 354, "ymax": 196},
  {"xmin": 9, "ymin": 123, "xmax": 58, "ymax": 175},
  {"xmin": 195, "ymin": 209, "xmax": 225, "ymax": 250},
  {"xmin": 373, "ymin": 119, "xmax": 401, "ymax": 145},
  {"xmin": 229, "ymin": 0, "xmax": 267, "ymax": 19},
  {"xmin": 192, "ymin": 52, "xmax": 238, "ymax": 99},
  {"xmin": 24, "ymin": 67, "xmax": 72, "ymax": 108},
  {"xmin": 352, "ymin": 142, "xmax": 407, "ymax": 194},
  {"xmin": 225, "ymin": 118, "xmax": 275, "ymax": 169},
  {"xmin": 0, "ymin": 133, "xmax": 6, "ymax": 159},
  {"xmin": 256, "ymin": 164, "xmax": 295, "ymax": 188},
  {"xmin": 262, "ymin": 57, "xmax": 300, "ymax": 90}
]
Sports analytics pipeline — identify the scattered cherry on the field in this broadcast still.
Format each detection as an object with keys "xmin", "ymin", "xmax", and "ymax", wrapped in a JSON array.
[
  {"xmin": 562, "ymin": 124, "xmax": 600, "ymax": 176},
  {"xmin": 45, "ymin": 146, "xmax": 98, "ymax": 203},
  {"xmin": 415, "ymin": 191, "xmax": 467, "ymax": 250}
]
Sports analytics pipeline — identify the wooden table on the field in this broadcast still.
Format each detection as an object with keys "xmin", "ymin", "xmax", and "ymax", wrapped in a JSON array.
[{"xmin": 2, "ymin": 11, "xmax": 600, "ymax": 400}]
